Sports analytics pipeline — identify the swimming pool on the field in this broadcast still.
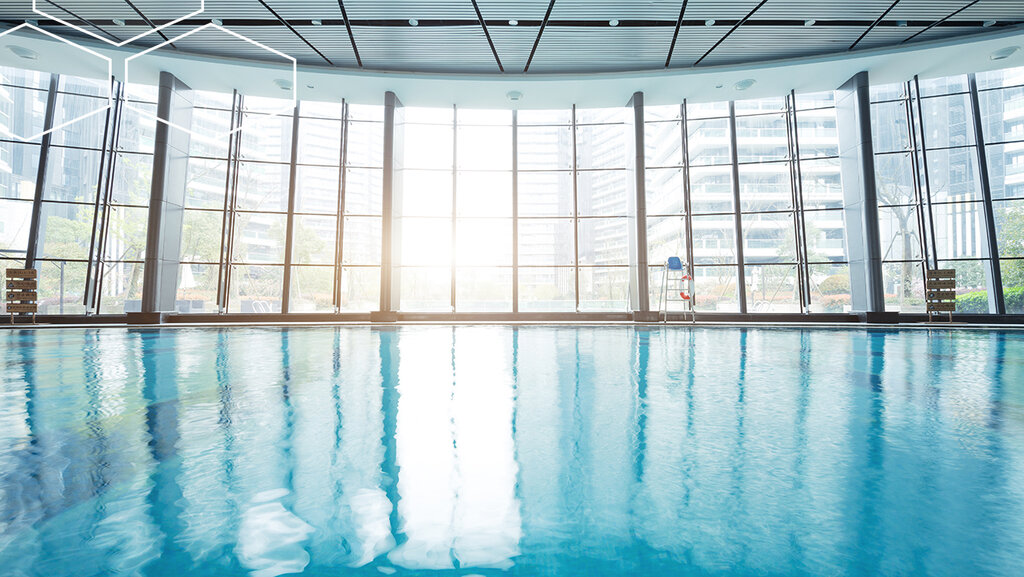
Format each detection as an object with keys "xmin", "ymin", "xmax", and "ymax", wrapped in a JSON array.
[{"xmin": 1, "ymin": 326, "xmax": 1023, "ymax": 576}]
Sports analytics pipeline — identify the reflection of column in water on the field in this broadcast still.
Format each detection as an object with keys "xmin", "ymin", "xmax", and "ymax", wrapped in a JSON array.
[
  {"xmin": 0, "ymin": 330, "xmax": 49, "ymax": 574},
  {"xmin": 139, "ymin": 329, "xmax": 187, "ymax": 573},
  {"xmin": 290, "ymin": 327, "xmax": 392, "ymax": 568},
  {"xmin": 387, "ymin": 327, "xmax": 458, "ymax": 570},
  {"xmin": 632, "ymin": 328, "xmax": 695, "ymax": 560},
  {"xmin": 575, "ymin": 328, "xmax": 637, "ymax": 561},
  {"xmin": 513, "ymin": 327, "xmax": 578, "ymax": 572},
  {"xmin": 230, "ymin": 330, "xmax": 313, "ymax": 577},
  {"xmin": 175, "ymin": 330, "xmax": 238, "ymax": 563},
  {"xmin": 683, "ymin": 329, "xmax": 744, "ymax": 569},
  {"xmin": 451, "ymin": 326, "xmax": 521, "ymax": 570}
]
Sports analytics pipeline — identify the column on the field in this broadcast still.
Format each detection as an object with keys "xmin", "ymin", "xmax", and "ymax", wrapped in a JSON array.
[
  {"xmin": 375, "ymin": 91, "xmax": 402, "ymax": 320},
  {"xmin": 836, "ymin": 72, "xmax": 885, "ymax": 314},
  {"xmin": 627, "ymin": 92, "xmax": 652, "ymax": 318},
  {"xmin": 140, "ymin": 71, "xmax": 193, "ymax": 318}
]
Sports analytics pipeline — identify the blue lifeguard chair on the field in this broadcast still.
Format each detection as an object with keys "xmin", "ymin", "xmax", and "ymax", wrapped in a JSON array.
[{"xmin": 658, "ymin": 257, "xmax": 695, "ymax": 322}]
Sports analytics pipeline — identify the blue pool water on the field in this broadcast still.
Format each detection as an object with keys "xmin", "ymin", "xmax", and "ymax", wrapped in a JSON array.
[{"xmin": 1, "ymin": 326, "xmax": 1023, "ymax": 577}]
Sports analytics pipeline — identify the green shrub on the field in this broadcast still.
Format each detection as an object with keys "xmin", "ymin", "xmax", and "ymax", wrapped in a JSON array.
[
  {"xmin": 1006, "ymin": 286, "xmax": 1024, "ymax": 314},
  {"xmin": 956, "ymin": 290, "xmax": 989, "ymax": 313},
  {"xmin": 818, "ymin": 274, "xmax": 850, "ymax": 295},
  {"xmin": 819, "ymin": 294, "xmax": 850, "ymax": 312}
]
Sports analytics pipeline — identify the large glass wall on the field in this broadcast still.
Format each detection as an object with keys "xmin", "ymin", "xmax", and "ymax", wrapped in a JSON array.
[
  {"xmin": 979, "ymin": 67, "xmax": 1024, "ymax": 313},
  {"xmin": 2, "ymin": 59, "xmax": 1023, "ymax": 318},
  {"xmin": 179, "ymin": 93, "xmax": 384, "ymax": 314},
  {"xmin": 872, "ymin": 72, "xmax": 1002, "ymax": 313},
  {"xmin": 0, "ymin": 66, "xmax": 47, "ymax": 313},
  {"xmin": 644, "ymin": 93, "xmax": 847, "ymax": 314}
]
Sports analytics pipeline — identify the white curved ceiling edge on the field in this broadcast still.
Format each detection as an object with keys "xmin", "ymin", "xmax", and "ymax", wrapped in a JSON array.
[{"xmin": 1, "ymin": 24, "xmax": 1022, "ymax": 108}]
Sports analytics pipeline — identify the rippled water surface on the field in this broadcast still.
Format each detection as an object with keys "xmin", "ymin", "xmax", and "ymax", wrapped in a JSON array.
[{"xmin": 2, "ymin": 326, "xmax": 1024, "ymax": 577}]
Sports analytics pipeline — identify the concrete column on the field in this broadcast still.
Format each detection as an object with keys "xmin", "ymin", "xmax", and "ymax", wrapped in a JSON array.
[
  {"xmin": 140, "ymin": 72, "xmax": 193, "ymax": 318},
  {"xmin": 627, "ymin": 92, "xmax": 654, "ymax": 319},
  {"xmin": 373, "ymin": 91, "xmax": 402, "ymax": 321},
  {"xmin": 836, "ymin": 72, "xmax": 885, "ymax": 314}
]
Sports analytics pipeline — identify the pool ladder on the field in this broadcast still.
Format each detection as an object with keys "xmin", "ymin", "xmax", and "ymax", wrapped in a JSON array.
[{"xmin": 658, "ymin": 257, "xmax": 695, "ymax": 323}]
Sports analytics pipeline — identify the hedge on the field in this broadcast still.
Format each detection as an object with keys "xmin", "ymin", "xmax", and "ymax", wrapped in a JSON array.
[{"xmin": 955, "ymin": 286, "xmax": 1024, "ymax": 313}]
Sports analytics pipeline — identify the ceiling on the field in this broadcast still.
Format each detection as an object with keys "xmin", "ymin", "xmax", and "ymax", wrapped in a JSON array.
[{"xmin": 2, "ymin": 0, "xmax": 1024, "ymax": 74}]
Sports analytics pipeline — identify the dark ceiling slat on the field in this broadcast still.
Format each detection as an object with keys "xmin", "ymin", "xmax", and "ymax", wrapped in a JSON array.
[
  {"xmin": 257, "ymin": 0, "xmax": 334, "ymax": 65},
  {"xmin": 524, "ymin": 0, "xmax": 557, "ymax": 73},
  {"xmin": 693, "ymin": 0, "xmax": 768, "ymax": 66},
  {"xmin": 902, "ymin": 0, "xmax": 982, "ymax": 43},
  {"xmin": 664, "ymin": 0, "xmax": 689, "ymax": 68},
  {"xmin": 850, "ymin": 0, "xmax": 902, "ymax": 50},
  {"xmin": 45, "ymin": 0, "xmax": 123, "ymax": 43},
  {"xmin": 121, "ymin": 0, "xmax": 172, "ymax": 46},
  {"xmin": 471, "ymin": 0, "xmax": 504, "ymax": 72},
  {"xmin": 337, "ymin": 0, "xmax": 363, "ymax": 68}
]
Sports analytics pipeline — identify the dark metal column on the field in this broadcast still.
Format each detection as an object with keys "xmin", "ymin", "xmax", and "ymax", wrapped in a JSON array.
[
  {"xmin": 728, "ymin": 101, "xmax": 748, "ymax": 313},
  {"xmin": 24, "ymin": 75, "xmax": 59, "ymax": 270},
  {"xmin": 282, "ymin": 103, "xmax": 301, "ymax": 313},
  {"xmin": 836, "ymin": 71, "xmax": 885, "ymax": 313},
  {"xmin": 628, "ymin": 92, "xmax": 650, "ymax": 316},
  {"xmin": 141, "ymin": 72, "xmax": 193, "ymax": 316},
  {"xmin": 968, "ymin": 73, "xmax": 1006, "ymax": 314}
]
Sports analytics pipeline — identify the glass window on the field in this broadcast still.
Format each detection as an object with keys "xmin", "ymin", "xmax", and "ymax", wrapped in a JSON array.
[
  {"xmin": 735, "ymin": 114, "xmax": 788, "ymax": 163},
  {"xmin": 577, "ymin": 170, "xmax": 628, "ymax": 216},
  {"xmin": 519, "ymin": 171, "xmax": 573, "ymax": 217},
  {"xmin": 578, "ymin": 218, "xmax": 629, "ymax": 266},
  {"xmin": 745, "ymin": 264, "xmax": 800, "ymax": 313},
  {"xmin": 0, "ymin": 141, "xmax": 39, "ymax": 200},
  {"xmin": 645, "ymin": 167, "xmax": 686, "ymax": 215},
  {"xmin": 742, "ymin": 213, "xmax": 797, "ymax": 264},
  {"xmin": 456, "ymin": 267, "xmax": 512, "ymax": 312},
  {"xmin": 738, "ymin": 162, "xmax": 792, "ymax": 212},
  {"xmin": 518, "ymin": 267, "xmax": 574, "ymax": 312},
  {"xmin": 687, "ymin": 118, "xmax": 731, "ymax": 166},
  {"xmin": 518, "ymin": 218, "xmax": 575, "ymax": 266}
]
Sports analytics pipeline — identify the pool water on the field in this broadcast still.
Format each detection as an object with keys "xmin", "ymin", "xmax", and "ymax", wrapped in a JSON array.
[{"xmin": 1, "ymin": 326, "xmax": 1023, "ymax": 577}]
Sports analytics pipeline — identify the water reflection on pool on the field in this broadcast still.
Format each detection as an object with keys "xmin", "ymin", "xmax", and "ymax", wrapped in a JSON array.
[{"xmin": 1, "ymin": 326, "xmax": 1023, "ymax": 576}]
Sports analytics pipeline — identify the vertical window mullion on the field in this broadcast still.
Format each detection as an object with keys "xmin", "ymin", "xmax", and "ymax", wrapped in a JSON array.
[
  {"xmin": 728, "ymin": 101, "xmax": 747, "ymax": 313},
  {"xmin": 451, "ymin": 105, "xmax": 458, "ymax": 312},
  {"xmin": 334, "ymin": 100, "xmax": 349, "ymax": 313},
  {"xmin": 512, "ymin": 109, "xmax": 519, "ymax": 313},
  {"xmin": 572, "ymin": 105, "xmax": 580, "ymax": 311}
]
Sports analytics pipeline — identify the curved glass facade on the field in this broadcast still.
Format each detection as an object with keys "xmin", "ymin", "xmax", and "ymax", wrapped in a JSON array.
[{"xmin": 2, "ymin": 62, "xmax": 1023, "ymax": 318}]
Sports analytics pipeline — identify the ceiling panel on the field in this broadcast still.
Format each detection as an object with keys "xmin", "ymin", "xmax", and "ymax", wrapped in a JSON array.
[
  {"xmin": 0, "ymin": 0, "xmax": 1020, "ymax": 74},
  {"xmin": 352, "ymin": 25, "xmax": 498, "ymax": 72},
  {"xmin": 696, "ymin": 26, "xmax": 865, "ymax": 67},
  {"xmin": 528, "ymin": 26, "xmax": 676, "ymax": 73}
]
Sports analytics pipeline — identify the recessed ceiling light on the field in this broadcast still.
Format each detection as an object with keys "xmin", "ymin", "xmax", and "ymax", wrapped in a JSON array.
[
  {"xmin": 7, "ymin": 45, "xmax": 38, "ymax": 60},
  {"xmin": 507, "ymin": 90, "xmax": 523, "ymax": 102},
  {"xmin": 705, "ymin": 19, "xmax": 716, "ymax": 26},
  {"xmin": 212, "ymin": 18, "xmax": 223, "ymax": 26},
  {"xmin": 609, "ymin": 19, "xmax": 619, "ymax": 27},
  {"xmin": 274, "ymin": 78, "xmax": 293, "ymax": 91},
  {"xmin": 508, "ymin": 19, "xmax": 518, "ymax": 26},
  {"xmin": 311, "ymin": 19, "xmax": 322, "ymax": 26},
  {"xmin": 734, "ymin": 78, "xmax": 756, "ymax": 91},
  {"xmin": 306, "ymin": 84, "xmax": 315, "ymax": 89},
  {"xmin": 113, "ymin": 18, "xmax": 126, "ymax": 27},
  {"xmin": 408, "ymin": 18, "xmax": 418, "ymax": 26},
  {"xmin": 896, "ymin": 20, "xmax": 908, "ymax": 27},
  {"xmin": 25, "ymin": 19, "xmax": 38, "ymax": 26},
  {"xmin": 991, "ymin": 46, "xmax": 1019, "ymax": 60},
  {"xmin": 804, "ymin": 19, "xmax": 816, "ymax": 27},
  {"xmin": 983, "ymin": 20, "xmax": 997, "ymax": 27},
  {"xmin": 715, "ymin": 83, "xmax": 724, "ymax": 89}
]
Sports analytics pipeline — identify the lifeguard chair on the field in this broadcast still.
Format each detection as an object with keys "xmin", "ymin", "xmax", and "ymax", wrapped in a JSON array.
[{"xmin": 658, "ymin": 257, "xmax": 695, "ymax": 322}]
